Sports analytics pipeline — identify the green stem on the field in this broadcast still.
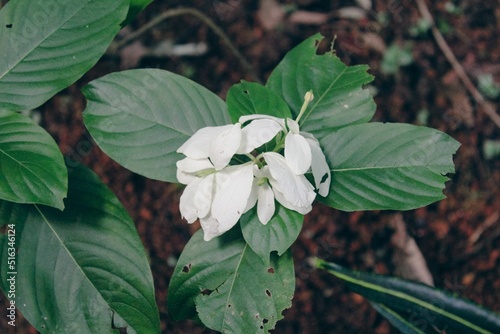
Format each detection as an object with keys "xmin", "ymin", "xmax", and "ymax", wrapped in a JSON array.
[{"xmin": 109, "ymin": 7, "xmax": 261, "ymax": 83}]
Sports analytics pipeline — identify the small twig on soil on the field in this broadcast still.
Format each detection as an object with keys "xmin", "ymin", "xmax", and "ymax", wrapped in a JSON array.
[
  {"xmin": 415, "ymin": 0, "xmax": 500, "ymax": 128},
  {"xmin": 467, "ymin": 211, "xmax": 499, "ymax": 246},
  {"xmin": 446, "ymin": 220, "xmax": 500, "ymax": 269},
  {"xmin": 109, "ymin": 7, "xmax": 261, "ymax": 83}
]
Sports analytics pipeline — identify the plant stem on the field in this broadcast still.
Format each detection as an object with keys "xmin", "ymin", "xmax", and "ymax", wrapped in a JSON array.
[{"xmin": 110, "ymin": 7, "xmax": 261, "ymax": 83}]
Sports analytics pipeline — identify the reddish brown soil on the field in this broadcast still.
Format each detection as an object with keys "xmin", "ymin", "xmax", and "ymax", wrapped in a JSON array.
[{"xmin": 1, "ymin": 1, "xmax": 499, "ymax": 333}]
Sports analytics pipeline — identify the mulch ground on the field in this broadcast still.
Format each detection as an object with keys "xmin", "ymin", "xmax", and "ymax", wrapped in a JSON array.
[{"xmin": 2, "ymin": 1, "xmax": 499, "ymax": 333}]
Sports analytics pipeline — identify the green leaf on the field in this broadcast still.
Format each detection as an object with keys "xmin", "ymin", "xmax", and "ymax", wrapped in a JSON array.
[
  {"xmin": 226, "ymin": 81, "xmax": 292, "ymax": 123},
  {"xmin": 370, "ymin": 302, "xmax": 426, "ymax": 334},
  {"xmin": 0, "ymin": 0, "xmax": 129, "ymax": 111},
  {"xmin": 320, "ymin": 122, "xmax": 460, "ymax": 211},
  {"xmin": 315, "ymin": 260, "xmax": 500, "ymax": 334},
  {"xmin": 0, "ymin": 110, "xmax": 67, "ymax": 209},
  {"xmin": 266, "ymin": 33, "xmax": 376, "ymax": 140},
  {"xmin": 82, "ymin": 69, "xmax": 230, "ymax": 183},
  {"xmin": 168, "ymin": 228, "xmax": 295, "ymax": 333},
  {"xmin": 240, "ymin": 203, "xmax": 303, "ymax": 265},
  {"xmin": 122, "ymin": 0, "xmax": 153, "ymax": 26},
  {"xmin": 0, "ymin": 164, "xmax": 160, "ymax": 334}
]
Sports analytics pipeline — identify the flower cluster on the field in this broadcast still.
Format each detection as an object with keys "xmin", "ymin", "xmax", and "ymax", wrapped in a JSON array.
[{"xmin": 176, "ymin": 91, "xmax": 330, "ymax": 241}]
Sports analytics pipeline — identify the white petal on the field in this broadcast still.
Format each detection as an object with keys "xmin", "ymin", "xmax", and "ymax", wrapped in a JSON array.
[
  {"xmin": 209, "ymin": 123, "xmax": 241, "ymax": 170},
  {"xmin": 243, "ymin": 178, "xmax": 258, "ymax": 214},
  {"xmin": 176, "ymin": 157, "xmax": 214, "ymax": 184},
  {"xmin": 239, "ymin": 114, "xmax": 286, "ymax": 128},
  {"xmin": 177, "ymin": 125, "xmax": 233, "ymax": 159},
  {"xmin": 286, "ymin": 118, "xmax": 300, "ymax": 134},
  {"xmin": 253, "ymin": 164, "xmax": 271, "ymax": 179},
  {"xmin": 179, "ymin": 179, "xmax": 202, "ymax": 224},
  {"xmin": 304, "ymin": 135, "xmax": 331, "ymax": 197},
  {"xmin": 269, "ymin": 182, "xmax": 312, "ymax": 215},
  {"xmin": 263, "ymin": 152, "xmax": 316, "ymax": 208},
  {"xmin": 193, "ymin": 174, "xmax": 216, "ymax": 219},
  {"xmin": 284, "ymin": 133, "xmax": 312, "ymax": 175},
  {"xmin": 210, "ymin": 163, "xmax": 255, "ymax": 235},
  {"xmin": 237, "ymin": 119, "xmax": 283, "ymax": 154},
  {"xmin": 257, "ymin": 182, "xmax": 275, "ymax": 224},
  {"xmin": 199, "ymin": 216, "xmax": 221, "ymax": 241}
]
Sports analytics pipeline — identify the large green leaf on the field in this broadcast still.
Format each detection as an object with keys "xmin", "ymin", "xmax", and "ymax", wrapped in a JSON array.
[
  {"xmin": 0, "ymin": 110, "xmax": 67, "ymax": 209},
  {"xmin": 0, "ymin": 164, "xmax": 160, "ymax": 334},
  {"xmin": 168, "ymin": 228, "xmax": 295, "ymax": 333},
  {"xmin": 266, "ymin": 33, "xmax": 376, "ymax": 141},
  {"xmin": 82, "ymin": 69, "xmax": 230, "ymax": 183},
  {"xmin": 226, "ymin": 81, "xmax": 292, "ymax": 123},
  {"xmin": 315, "ymin": 260, "xmax": 500, "ymax": 334},
  {"xmin": 240, "ymin": 203, "xmax": 303, "ymax": 265},
  {"xmin": 320, "ymin": 122, "xmax": 460, "ymax": 211},
  {"xmin": 0, "ymin": 0, "xmax": 128, "ymax": 111}
]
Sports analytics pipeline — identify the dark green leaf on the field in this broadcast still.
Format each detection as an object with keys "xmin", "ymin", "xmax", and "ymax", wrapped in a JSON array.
[
  {"xmin": 0, "ymin": 110, "xmax": 67, "ymax": 209},
  {"xmin": 0, "ymin": 0, "xmax": 129, "ymax": 111},
  {"xmin": 320, "ymin": 122, "xmax": 460, "ymax": 211},
  {"xmin": 370, "ymin": 302, "xmax": 427, "ymax": 334},
  {"xmin": 83, "ymin": 69, "xmax": 230, "ymax": 183},
  {"xmin": 240, "ymin": 203, "xmax": 303, "ymax": 265},
  {"xmin": 266, "ymin": 33, "xmax": 375, "ymax": 141},
  {"xmin": 227, "ymin": 81, "xmax": 292, "ymax": 123},
  {"xmin": 315, "ymin": 260, "xmax": 500, "ymax": 334},
  {"xmin": 168, "ymin": 228, "xmax": 295, "ymax": 333},
  {"xmin": 0, "ymin": 164, "xmax": 160, "ymax": 334}
]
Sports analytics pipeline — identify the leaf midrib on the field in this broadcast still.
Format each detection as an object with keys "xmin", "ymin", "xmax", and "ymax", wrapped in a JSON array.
[
  {"xmin": 222, "ymin": 243, "xmax": 248, "ymax": 331},
  {"xmin": 299, "ymin": 66, "xmax": 348, "ymax": 125},
  {"xmin": 331, "ymin": 164, "xmax": 451, "ymax": 172},
  {"xmin": 33, "ymin": 204, "xmax": 156, "ymax": 332},
  {"xmin": 0, "ymin": 0, "xmax": 91, "ymax": 81},
  {"xmin": 0, "ymin": 146, "xmax": 49, "ymax": 190}
]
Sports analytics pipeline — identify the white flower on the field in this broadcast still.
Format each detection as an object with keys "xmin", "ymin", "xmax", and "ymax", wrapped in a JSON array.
[
  {"xmin": 237, "ymin": 116, "xmax": 284, "ymax": 153},
  {"xmin": 285, "ymin": 118, "xmax": 312, "ymax": 174},
  {"xmin": 244, "ymin": 165, "xmax": 276, "ymax": 225},
  {"xmin": 177, "ymin": 124, "xmax": 241, "ymax": 170},
  {"xmin": 176, "ymin": 90, "xmax": 331, "ymax": 240},
  {"xmin": 176, "ymin": 119, "xmax": 284, "ymax": 240},
  {"xmin": 284, "ymin": 118, "xmax": 331, "ymax": 197},
  {"xmin": 300, "ymin": 132, "xmax": 331, "ymax": 197},
  {"xmin": 200, "ymin": 163, "xmax": 255, "ymax": 241},
  {"xmin": 178, "ymin": 162, "xmax": 255, "ymax": 241},
  {"xmin": 262, "ymin": 152, "xmax": 316, "ymax": 214}
]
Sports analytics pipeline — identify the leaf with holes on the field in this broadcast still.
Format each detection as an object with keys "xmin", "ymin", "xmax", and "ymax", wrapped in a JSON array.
[
  {"xmin": 168, "ymin": 228, "xmax": 295, "ymax": 333},
  {"xmin": 0, "ymin": 0, "xmax": 128, "ymax": 110},
  {"xmin": 0, "ymin": 110, "xmax": 67, "ymax": 209},
  {"xmin": 320, "ymin": 122, "xmax": 460, "ymax": 211},
  {"xmin": 240, "ymin": 203, "xmax": 303, "ymax": 265},
  {"xmin": 226, "ymin": 81, "xmax": 292, "ymax": 123},
  {"xmin": 82, "ymin": 69, "xmax": 230, "ymax": 183},
  {"xmin": 0, "ymin": 164, "xmax": 160, "ymax": 334},
  {"xmin": 266, "ymin": 33, "xmax": 376, "ymax": 141}
]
